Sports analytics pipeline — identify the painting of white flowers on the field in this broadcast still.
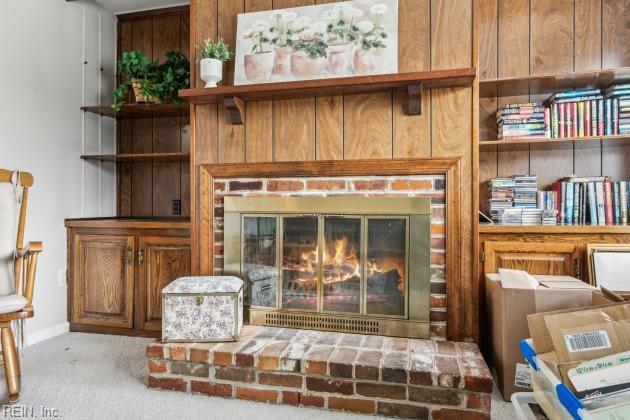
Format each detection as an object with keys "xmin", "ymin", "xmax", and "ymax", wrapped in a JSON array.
[{"xmin": 233, "ymin": 0, "xmax": 398, "ymax": 85}]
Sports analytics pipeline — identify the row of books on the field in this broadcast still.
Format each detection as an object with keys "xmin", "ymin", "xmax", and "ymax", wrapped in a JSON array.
[
  {"xmin": 549, "ymin": 176, "xmax": 630, "ymax": 225},
  {"xmin": 495, "ymin": 83, "xmax": 630, "ymax": 141}
]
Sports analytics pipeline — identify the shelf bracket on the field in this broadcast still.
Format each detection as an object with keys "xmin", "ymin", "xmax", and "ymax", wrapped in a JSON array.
[
  {"xmin": 405, "ymin": 83, "xmax": 422, "ymax": 116},
  {"xmin": 223, "ymin": 96, "xmax": 245, "ymax": 125}
]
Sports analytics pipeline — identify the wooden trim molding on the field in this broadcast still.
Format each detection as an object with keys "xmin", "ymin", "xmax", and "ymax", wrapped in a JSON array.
[
  {"xmin": 116, "ymin": 5, "xmax": 190, "ymax": 22},
  {"xmin": 194, "ymin": 158, "xmax": 464, "ymax": 340}
]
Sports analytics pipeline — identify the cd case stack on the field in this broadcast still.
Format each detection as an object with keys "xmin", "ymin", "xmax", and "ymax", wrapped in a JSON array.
[
  {"xmin": 513, "ymin": 175, "xmax": 538, "ymax": 208},
  {"xmin": 488, "ymin": 178, "xmax": 515, "ymax": 223},
  {"xmin": 497, "ymin": 103, "xmax": 547, "ymax": 140}
]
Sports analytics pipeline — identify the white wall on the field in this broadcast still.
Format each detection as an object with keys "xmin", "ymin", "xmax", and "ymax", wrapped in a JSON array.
[{"xmin": 0, "ymin": 0, "xmax": 116, "ymax": 344}]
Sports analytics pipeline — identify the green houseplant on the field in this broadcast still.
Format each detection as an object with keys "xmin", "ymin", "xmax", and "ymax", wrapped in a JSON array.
[
  {"xmin": 112, "ymin": 50, "xmax": 156, "ymax": 109},
  {"xmin": 195, "ymin": 38, "xmax": 233, "ymax": 88},
  {"xmin": 112, "ymin": 50, "xmax": 189, "ymax": 110}
]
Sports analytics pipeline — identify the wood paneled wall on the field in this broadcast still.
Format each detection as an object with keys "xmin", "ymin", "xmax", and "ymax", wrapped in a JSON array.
[
  {"xmin": 478, "ymin": 0, "xmax": 630, "ymax": 213},
  {"xmin": 117, "ymin": 7, "xmax": 191, "ymax": 218},
  {"xmin": 189, "ymin": 0, "xmax": 478, "ymax": 341}
]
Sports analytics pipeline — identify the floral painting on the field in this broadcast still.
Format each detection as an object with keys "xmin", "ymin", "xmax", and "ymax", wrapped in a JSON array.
[{"xmin": 234, "ymin": 0, "xmax": 398, "ymax": 85}]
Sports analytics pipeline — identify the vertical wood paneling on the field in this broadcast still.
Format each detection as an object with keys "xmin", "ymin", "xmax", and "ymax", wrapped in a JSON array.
[
  {"xmin": 218, "ymin": 0, "xmax": 245, "ymax": 164},
  {"xmin": 497, "ymin": 0, "xmax": 530, "ymax": 177},
  {"xmin": 393, "ymin": 0, "xmax": 430, "ymax": 159},
  {"xmin": 245, "ymin": 0, "xmax": 274, "ymax": 163},
  {"xmin": 430, "ymin": 0, "xmax": 473, "ymax": 340},
  {"xmin": 117, "ymin": 21, "xmax": 133, "ymax": 217},
  {"xmin": 315, "ymin": 0, "xmax": 343, "ymax": 160},
  {"xmin": 529, "ymin": 0, "xmax": 574, "ymax": 187},
  {"xmin": 180, "ymin": 13, "xmax": 191, "ymax": 217},
  {"xmin": 602, "ymin": 0, "xmax": 630, "ymax": 180},
  {"xmin": 478, "ymin": 0, "xmax": 498, "ymax": 213},
  {"xmin": 344, "ymin": 93, "xmax": 392, "ymax": 159},
  {"xmin": 153, "ymin": 15, "xmax": 181, "ymax": 216},
  {"xmin": 194, "ymin": 1, "xmax": 219, "ymax": 165},
  {"xmin": 131, "ymin": 19, "xmax": 154, "ymax": 217},
  {"xmin": 272, "ymin": 0, "xmax": 316, "ymax": 161}
]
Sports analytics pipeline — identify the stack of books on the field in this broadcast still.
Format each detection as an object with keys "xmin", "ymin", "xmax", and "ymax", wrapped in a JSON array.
[
  {"xmin": 605, "ymin": 84, "xmax": 630, "ymax": 134},
  {"xmin": 488, "ymin": 178, "xmax": 515, "ymax": 223},
  {"xmin": 497, "ymin": 103, "xmax": 548, "ymax": 140},
  {"xmin": 522, "ymin": 208, "xmax": 543, "ymax": 225},
  {"xmin": 546, "ymin": 88, "xmax": 618, "ymax": 138},
  {"xmin": 513, "ymin": 175, "xmax": 538, "ymax": 208},
  {"xmin": 550, "ymin": 176, "xmax": 630, "ymax": 225}
]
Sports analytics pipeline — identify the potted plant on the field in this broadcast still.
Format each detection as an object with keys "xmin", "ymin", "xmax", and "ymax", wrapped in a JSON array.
[
  {"xmin": 141, "ymin": 51, "xmax": 190, "ymax": 103},
  {"xmin": 112, "ymin": 50, "xmax": 156, "ymax": 109},
  {"xmin": 242, "ymin": 20, "xmax": 274, "ymax": 83},
  {"xmin": 195, "ymin": 37, "xmax": 233, "ymax": 88},
  {"xmin": 352, "ymin": 5, "xmax": 389, "ymax": 75},
  {"xmin": 269, "ymin": 10, "xmax": 299, "ymax": 76},
  {"xmin": 322, "ymin": 3, "xmax": 363, "ymax": 74},
  {"xmin": 291, "ymin": 21, "xmax": 328, "ymax": 78}
]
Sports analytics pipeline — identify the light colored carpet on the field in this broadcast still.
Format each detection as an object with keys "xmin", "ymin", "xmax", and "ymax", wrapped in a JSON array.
[{"xmin": 0, "ymin": 333, "xmax": 515, "ymax": 419}]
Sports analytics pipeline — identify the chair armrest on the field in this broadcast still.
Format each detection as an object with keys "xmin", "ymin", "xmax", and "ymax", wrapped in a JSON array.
[{"xmin": 16, "ymin": 241, "xmax": 43, "ymax": 258}]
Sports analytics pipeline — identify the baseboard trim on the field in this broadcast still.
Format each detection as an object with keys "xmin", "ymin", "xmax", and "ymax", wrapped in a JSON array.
[{"xmin": 26, "ymin": 322, "xmax": 69, "ymax": 347}]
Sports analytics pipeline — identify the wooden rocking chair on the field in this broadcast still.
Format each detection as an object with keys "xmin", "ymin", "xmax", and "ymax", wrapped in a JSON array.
[{"xmin": 0, "ymin": 169, "xmax": 42, "ymax": 403}]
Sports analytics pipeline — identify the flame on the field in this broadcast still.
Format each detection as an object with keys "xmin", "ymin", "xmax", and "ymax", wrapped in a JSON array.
[{"xmin": 286, "ymin": 235, "xmax": 405, "ymax": 293}]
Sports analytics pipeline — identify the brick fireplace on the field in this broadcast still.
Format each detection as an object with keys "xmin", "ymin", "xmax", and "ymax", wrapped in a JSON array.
[{"xmin": 149, "ymin": 159, "xmax": 494, "ymax": 418}]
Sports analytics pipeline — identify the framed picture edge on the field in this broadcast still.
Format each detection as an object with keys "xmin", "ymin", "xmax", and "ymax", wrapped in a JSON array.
[{"xmin": 586, "ymin": 243, "xmax": 630, "ymax": 286}]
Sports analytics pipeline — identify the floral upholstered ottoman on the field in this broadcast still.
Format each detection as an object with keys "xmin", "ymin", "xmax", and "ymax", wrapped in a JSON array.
[{"xmin": 162, "ymin": 276, "xmax": 243, "ymax": 343}]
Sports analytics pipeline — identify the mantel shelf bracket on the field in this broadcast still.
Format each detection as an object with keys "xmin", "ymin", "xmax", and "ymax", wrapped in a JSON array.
[
  {"xmin": 405, "ymin": 83, "xmax": 422, "ymax": 116},
  {"xmin": 223, "ymin": 96, "xmax": 245, "ymax": 125}
]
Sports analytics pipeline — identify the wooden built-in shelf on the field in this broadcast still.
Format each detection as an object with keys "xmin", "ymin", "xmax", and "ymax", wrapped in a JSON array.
[
  {"xmin": 81, "ymin": 103, "xmax": 189, "ymax": 119},
  {"xmin": 179, "ymin": 68, "xmax": 477, "ymax": 124},
  {"xmin": 480, "ymin": 224, "xmax": 630, "ymax": 234},
  {"xmin": 479, "ymin": 134, "xmax": 630, "ymax": 150},
  {"xmin": 479, "ymin": 67, "xmax": 630, "ymax": 98},
  {"xmin": 81, "ymin": 153, "xmax": 190, "ymax": 162}
]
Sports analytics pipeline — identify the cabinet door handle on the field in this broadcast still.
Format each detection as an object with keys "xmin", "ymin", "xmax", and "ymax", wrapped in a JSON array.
[
  {"xmin": 126, "ymin": 246, "xmax": 133, "ymax": 265},
  {"xmin": 138, "ymin": 248, "xmax": 145, "ymax": 266},
  {"xmin": 574, "ymin": 258, "xmax": 582, "ymax": 279}
]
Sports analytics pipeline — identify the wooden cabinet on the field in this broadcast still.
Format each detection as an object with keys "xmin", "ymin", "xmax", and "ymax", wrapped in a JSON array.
[
  {"xmin": 137, "ymin": 236, "xmax": 191, "ymax": 331},
  {"xmin": 72, "ymin": 234, "xmax": 135, "ymax": 328},
  {"xmin": 67, "ymin": 218, "xmax": 190, "ymax": 337},
  {"xmin": 483, "ymin": 241, "xmax": 581, "ymax": 278}
]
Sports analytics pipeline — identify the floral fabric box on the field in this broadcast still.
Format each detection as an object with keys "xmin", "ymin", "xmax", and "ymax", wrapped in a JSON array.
[{"xmin": 162, "ymin": 276, "xmax": 244, "ymax": 343}]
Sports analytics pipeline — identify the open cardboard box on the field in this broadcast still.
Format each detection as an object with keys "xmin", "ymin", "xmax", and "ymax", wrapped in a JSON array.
[
  {"xmin": 527, "ymin": 301, "xmax": 630, "ymax": 392},
  {"xmin": 485, "ymin": 273, "xmax": 597, "ymax": 400}
]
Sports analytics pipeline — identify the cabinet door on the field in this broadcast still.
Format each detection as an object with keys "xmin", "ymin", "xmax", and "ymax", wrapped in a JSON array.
[
  {"xmin": 484, "ymin": 241, "xmax": 582, "ymax": 277},
  {"xmin": 137, "ymin": 236, "xmax": 191, "ymax": 331},
  {"xmin": 72, "ymin": 234, "xmax": 135, "ymax": 328}
]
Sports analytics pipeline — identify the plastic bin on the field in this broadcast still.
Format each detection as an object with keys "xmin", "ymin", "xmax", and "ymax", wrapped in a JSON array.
[
  {"xmin": 511, "ymin": 392, "xmax": 542, "ymax": 420},
  {"xmin": 519, "ymin": 339, "xmax": 592, "ymax": 420}
]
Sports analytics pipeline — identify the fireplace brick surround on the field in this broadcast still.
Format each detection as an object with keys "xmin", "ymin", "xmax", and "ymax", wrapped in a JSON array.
[
  {"xmin": 212, "ymin": 174, "xmax": 448, "ymax": 338},
  {"xmin": 147, "ymin": 325, "xmax": 492, "ymax": 419}
]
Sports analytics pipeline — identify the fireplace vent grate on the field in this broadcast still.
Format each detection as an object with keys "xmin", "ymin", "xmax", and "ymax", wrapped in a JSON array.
[{"xmin": 264, "ymin": 312, "xmax": 379, "ymax": 334}]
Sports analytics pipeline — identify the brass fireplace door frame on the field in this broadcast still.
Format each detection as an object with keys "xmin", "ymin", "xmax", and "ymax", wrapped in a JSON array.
[{"xmin": 223, "ymin": 196, "xmax": 432, "ymax": 338}]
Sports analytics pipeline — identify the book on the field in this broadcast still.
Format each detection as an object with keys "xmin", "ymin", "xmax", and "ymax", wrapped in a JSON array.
[
  {"xmin": 613, "ymin": 98, "xmax": 619, "ymax": 135},
  {"xmin": 588, "ymin": 182, "xmax": 598, "ymax": 225},
  {"xmin": 566, "ymin": 182, "xmax": 574, "ymax": 224},
  {"xmin": 566, "ymin": 103, "xmax": 573, "ymax": 137},
  {"xmin": 561, "ymin": 182, "xmax": 567, "ymax": 222},
  {"xmin": 598, "ymin": 99, "xmax": 605, "ymax": 135},
  {"xmin": 613, "ymin": 182, "xmax": 621, "ymax": 224},
  {"xmin": 585, "ymin": 100, "xmax": 591, "ymax": 137},
  {"xmin": 559, "ymin": 102, "xmax": 566, "ymax": 138},
  {"xmin": 544, "ymin": 107, "xmax": 551, "ymax": 138},
  {"xmin": 590, "ymin": 100, "xmax": 598, "ymax": 136},
  {"xmin": 596, "ymin": 182, "xmax": 606, "ymax": 225},
  {"xmin": 573, "ymin": 182, "xmax": 580, "ymax": 223},
  {"xmin": 578, "ymin": 101, "xmax": 585, "ymax": 137},
  {"xmin": 547, "ymin": 88, "xmax": 601, "ymax": 102},
  {"xmin": 605, "ymin": 98, "xmax": 613, "ymax": 135},
  {"xmin": 604, "ymin": 181, "xmax": 614, "ymax": 225},
  {"xmin": 551, "ymin": 103, "xmax": 559, "ymax": 138},
  {"xmin": 572, "ymin": 102, "xmax": 578, "ymax": 137},
  {"xmin": 621, "ymin": 181, "xmax": 628, "ymax": 225}
]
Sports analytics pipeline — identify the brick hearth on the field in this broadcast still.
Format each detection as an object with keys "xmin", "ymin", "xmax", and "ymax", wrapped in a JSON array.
[{"xmin": 147, "ymin": 326, "xmax": 492, "ymax": 419}]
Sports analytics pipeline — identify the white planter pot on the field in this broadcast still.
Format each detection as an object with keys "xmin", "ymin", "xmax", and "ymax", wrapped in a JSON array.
[
  {"xmin": 326, "ymin": 43, "xmax": 354, "ymax": 74},
  {"xmin": 200, "ymin": 58, "xmax": 223, "ymax": 88}
]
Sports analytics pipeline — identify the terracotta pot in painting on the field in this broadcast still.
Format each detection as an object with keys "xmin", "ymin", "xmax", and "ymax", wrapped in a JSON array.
[
  {"xmin": 244, "ymin": 51, "xmax": 274, "ymax": 83},
  {"xmin": 353, "ymin": 49, "xmax": 383, "ymax": 75},
  {"xmin": 290, "ymin": 52, "xmax": 326, "ymax": 78},
  {"xmin": 326, "ymin": 43, "xmax": 354, "ymax": 74},
  {"xmin": 273, "ymin": 46, "xmax": 293, "ymax": 76}
]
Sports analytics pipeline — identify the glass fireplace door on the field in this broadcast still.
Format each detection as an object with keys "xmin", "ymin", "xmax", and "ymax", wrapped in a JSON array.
[
  {"xmin": 365, "ymin": 217, "xmax": 407, "ymax": 317},
  {"xmin": 281, "ymin": 216, "xmax": 318, "ymax": 311},
  {"xmin": 322, "ymin": 217, "xmax": 361, "ymax": 313}
]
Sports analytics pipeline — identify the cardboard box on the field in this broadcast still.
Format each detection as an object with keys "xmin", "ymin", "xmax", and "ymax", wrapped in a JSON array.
[
  {"xmin": 527, "ymin": 301, "xmax": 630, "ymax": 392},
  {"xmin": 486, "ymin": 273, "xmax": 596, "ymax": 401}
]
